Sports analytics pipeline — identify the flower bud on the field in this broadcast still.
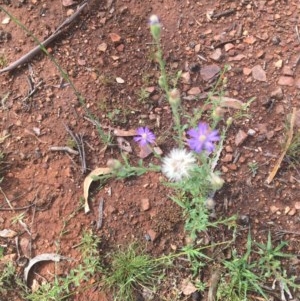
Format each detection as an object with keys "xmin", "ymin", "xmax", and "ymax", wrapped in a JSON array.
[
  {"xmin": 205, "ymin": 198, "xmax": 216, "ymax": 210},
  {"xmin": 212, "ymin": 106, "xmax": 225, "ymax": 120},
  {"xmin": 210, "ymin": 173, "xmax": 224, "ymax": 190},
  {"xmin": 226, "ymin": 117, "xmax": 233, "ymax": 126},
  {"xmin": 168, "ymin": 88, "xmax": 181, "ymax": 107},
  {"xmin": 107, "ymin": 159, "xmax": 122, "ymax": 171},
  {"xmin": 149, "ymin": 15, "xmax": 161, "ymax": 41}
]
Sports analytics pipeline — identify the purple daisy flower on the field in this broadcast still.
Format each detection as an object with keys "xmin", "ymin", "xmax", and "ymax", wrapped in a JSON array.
[
  {"xmin": 187, "ymin": 123, "xmax": 219, "ymax": 153},
  {"xmin": 134, "ymin": 127, "xmax": 156, "ymax": 146}
]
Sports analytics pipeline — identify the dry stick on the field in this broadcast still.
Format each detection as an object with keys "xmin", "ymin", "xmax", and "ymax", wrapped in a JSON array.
[
  {"xmin": 22, "ymin": 80, "xmax": 43, "ymax": 103},
  {"xmin": 212, "ymin": 8, "xmax": 236, "ymax": 19},
  {"xmin": 96, "ymin": 198, "xmax": 104, "ymax": 230},
  {"xmin": 0, "ymin": 204, "xmax": 33, "ymax": 211},
  {"xmin": 296, "ymin": 25, "xmax": 300, "ymax": 45},
  {"xmin": 64, "ymin": 124, "xmax": 86, "ymax": 173},
  {"xmin": 78, "ymin": 134, "xmax": 86, "ymax": 173},
  {"xmin": 0, "ymin": 187, "xmax": 14, "ymax": 210},
  {"xmin": 266, "ymin": 108, "xmax": 296, "ymax": 184},
  {"xmin": 49, "ymin": 146, "xmax": 79, "ymax": 155},
  {"xmin": 207, "ymin": 269, "xmax": 222, "ymax": 301},
  {"xmin": 0, "ymin": 2, "xmax": 88, "ymax": 74},
  {"xmin": 213, "ymin": 36, "xmax": 246, "ymax": 49}
]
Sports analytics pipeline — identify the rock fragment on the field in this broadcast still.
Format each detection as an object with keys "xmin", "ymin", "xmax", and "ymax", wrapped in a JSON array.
[
  {"xmin": 235, "ymin": 129, "xmax": 248, "ymax": 146},
  {"xmin": 274, "ymin": 60, "xmax": 283, "ymax": 69},
  {"xmin": 210, "ymin": 48, "xmax": 222, "ymax": 62},
  {"xmin": 278, "ymin": 76, "xmax": 294, "ymax": 86},
  {"xmin": 147, "ymin": 229, "xmax": 158, "ymax": 242},
  {"xmin": 270, "ymin": 87, "xmax": 283, "ymax": 100},
  {"xmin": 228, "ymin": 54, "xmax": 246, "ymax": 61},
  {"xmin": 187, "ymin": 87, "xmax": 201, "ymax": 95},
  {"xmin": 200, "ymin": 64, "xmax": 220, "ymax": 81},
  {"xmin": 252, "ymin": 65, "xmax": 266, "ymax": 82},
  {"xmin": 224, "ymin": 43, "xmax": 234, "ymax": 52},
  {"xmin": 141, "ymin": 198, "xmax": 150, "ymax": 211},
  {"xmin": 282, "ymin": 66, "xmax": 294, "ymax": 76}
]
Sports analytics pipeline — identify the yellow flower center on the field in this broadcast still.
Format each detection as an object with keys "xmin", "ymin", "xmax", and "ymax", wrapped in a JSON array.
[{"xmin": 199, "ymin": 134, "xmax": 206, "ymax": 142}]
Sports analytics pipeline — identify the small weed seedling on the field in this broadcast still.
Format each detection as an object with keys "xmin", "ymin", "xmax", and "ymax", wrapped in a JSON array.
[
  {"xmin": 136, "ymin": 87, "xmax": 150, "ymax": 103},
  {"xmin": 23, "ymin": 230, "xmax": 101, "ymax": 301},
  {"xmin": 0, "ymin": 54, "xmax": 7, "ymax": 68},
  {"xmin": 286, "ymin": 130, "xmax": 300, "ymax": 166},
  {"xmin": 0, "ymin": 261, "xmax": 17, "ymax": 296},
  {"xmin": 255, "ymin": 231, "xmax": 298, "ymax": 296},
  {"xmin": 217, "ymin": 233, "xmax": 267, "ymax": 300},
  {"xmin": 217, "ymin": 231, "xmax": 300, "ymax": 300},
  {"xmin": 103, "ymin": 244, "xmax": 165, "ymax": 301},
  {"xmin": 248, "ymin": 161, "xmax": 259, "ymax": 177}
]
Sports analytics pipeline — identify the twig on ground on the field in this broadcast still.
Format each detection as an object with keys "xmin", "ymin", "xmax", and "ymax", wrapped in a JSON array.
[
  {"xmin": 84, "ymin": 116, "xmax": 113, "ymax": 131},
  {"xmin": 212, "ymin": 8, "xmax": 236, "ymax": 19},
  {"xmin": 64, "ymin": 124, "xmax": 86, "ymax": 173},
  {"xmin": 22, "ymin": 65, "xmax": 43, "ymax": 104},
  {"xmin": 191, "ymin": 15, "xmax": 202, "ymax": 27},
  {"xmin": 22, "ymin": 81, "xmax": 43, "ymax": 102},
  {"xmin": 1, "ymin": 92, "xmax": 10, "ymax": 109},
  {"xmin": 79, "ymin": 133, "xmax": 86, "ymax": 173},
  {"xmin": 0, "ymin": 204, "xmax": 33, "ymax": 211},
  {"xmin": 296, "ymin": 25, "xmax": 300, "ymax": 44},
  {"xmin": 207, "ymin": 269, "xmax": 222, "ymax": 301},
  {"xmin": 213, "ymin": 36, "xmax": 246, "ymax": 49},
  {"xmin": 24, "ymin": 128, "xmax": 47, "ymax": 143},
  {"xmin": 97, "ymin": 198, "xmax": 104, "ymax": 230},
  {"xmin": 18, "ymin": 219, "xmax": 31, "ymax": 236},
  {"xmin": 177, "ymin": 14, "xmax": 183, "ymax": 29},
  {"xmin": 49, "ymin": 146, "xmax": 79, "ymax": 155},
  {"xmin": 0, "ymin": 187, "xmax": 14, "ymax": 210},
  {"xmin": 266, "ymin": 108, "xmax": 296, "ymax": 184},
  {"xmin": 279, "ymin": 279, "xmax": 293, "ymax": 301},
  {"xmin": 0, "ymin": 2, "xmax": 88, "ymax": 74}
]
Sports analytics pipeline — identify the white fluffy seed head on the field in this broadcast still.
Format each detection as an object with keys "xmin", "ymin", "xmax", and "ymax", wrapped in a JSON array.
[
  {"xmin": 161, "ymin": 148, "xmax": 196, "ymax": 182},
  {"xmin": 205, "ymin": 198, "xmax": 216, "ymax": 210}
]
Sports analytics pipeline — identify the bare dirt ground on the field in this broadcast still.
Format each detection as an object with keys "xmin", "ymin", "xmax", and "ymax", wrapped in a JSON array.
[{"xmin": 1, "ymin": 0, "xmax": 300, "ymax": 300}]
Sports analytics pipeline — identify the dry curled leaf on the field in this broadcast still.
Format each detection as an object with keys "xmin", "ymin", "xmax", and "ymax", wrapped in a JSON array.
[
  {"xmin": 83, "ymin": 167, "xmax": 111, "ymax": 213},
  {"xmin": 62, "ymin": 0, "xmax": 76, "ymax": 7},
  {"xmin": 24, "ymin": 253, "xmax": 70, "ymax": 283},
  {"xmin": 180, "ymin": 278, "xmax": 197, "ymax": 295},
  {"xmin": 113, "ymin": 128, "xmax": 136, "ymax": 137},
  {"xmin": 210, "ymin": 96, "xmax": 244, "ymax": 109},
  {"xmin": 0, "ymin": 229, "xmax": 17, "ymax": 238}
]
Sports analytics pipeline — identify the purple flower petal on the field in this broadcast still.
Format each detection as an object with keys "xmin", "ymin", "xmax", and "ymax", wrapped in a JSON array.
[
  {"xmin": 187, "ymin": 122, "xmax": 219, "ymax": 153},
  {"xmin": 134, "ymin": 127, "xmax": 156, "ymax": 147}
]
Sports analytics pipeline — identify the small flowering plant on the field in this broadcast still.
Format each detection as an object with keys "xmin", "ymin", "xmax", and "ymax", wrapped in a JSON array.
[
  {"xmin": 187, "ymin": 123, "xmax": 220, "ymax": 154},
  {"xmin": 94, "ymin": 14, "xmax": 230, "ymax": 242},
  {"xmin": 146, "ymin": 14, "xmax": 231, "ymax": 240},
  {"xmin": 134, "ymin": 127, "xmax": 156, "ymax": 147}
]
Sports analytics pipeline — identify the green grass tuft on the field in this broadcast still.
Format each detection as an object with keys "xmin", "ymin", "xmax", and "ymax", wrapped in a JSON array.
[{"xmin": 103, "ymin": 244, "xmax": 165, "ymax": 301}]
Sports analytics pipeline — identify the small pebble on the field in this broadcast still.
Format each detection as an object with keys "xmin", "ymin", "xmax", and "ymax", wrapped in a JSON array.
[
  {"xmin": 140, "ymin": 198, "xmax": 150, "ymax": 211},
  {"xmin": 247, "ymin": 129, "xmax": 256, "ymax": 136}
]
